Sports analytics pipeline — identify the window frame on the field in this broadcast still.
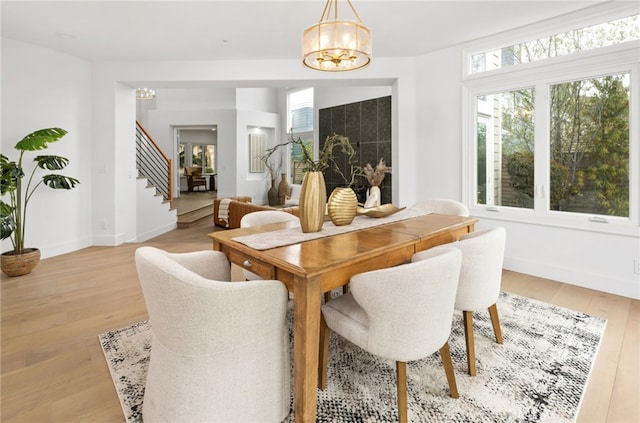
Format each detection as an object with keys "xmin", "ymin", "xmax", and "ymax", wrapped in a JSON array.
[
  {"xmin": 462, "ymin": 2, "xmax": 639, "ymax": 79},
  {"xmin": 286, "ymin": 88, "xmax": 315, "ymax": 184},
  {"xmin": 462, "ymin": 19, "xmax": 639, "ymax": 237}
]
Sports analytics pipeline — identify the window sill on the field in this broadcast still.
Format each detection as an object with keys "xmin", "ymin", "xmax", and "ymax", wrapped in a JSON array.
[{"xmin": 470, "ymin": 207, "xmax": 640, "ymax": 238}]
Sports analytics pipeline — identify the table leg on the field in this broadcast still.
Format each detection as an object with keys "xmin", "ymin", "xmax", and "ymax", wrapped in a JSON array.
[{"xmin": 293, "ymin": 275, "xmax": 321, "ymax": 423}]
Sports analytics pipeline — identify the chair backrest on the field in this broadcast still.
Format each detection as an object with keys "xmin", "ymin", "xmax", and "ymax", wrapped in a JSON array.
[
  {"xmin": 349, "ymin": 247, "xmax": 462, "ymax": 362},
  {"xmin": 135, "ymin": 246, "xmax": 291, "ymax": 422},
  {"xmin": 134, "ymin": 246, "xmax": 288, "ymax": 355},
  {"xmin": 416, "ymin": 227, "xmax": 506, "ymax": 311},
  {"xmin": 410, "ymin": 198, "xmax": 469, "ymax": 216},
  {"xmin": 454, "ymin": 227, "xmax": 506, "ymax": 310},
  {"xmin": 185, "ymin": 166, "xmax": 203, "ymax": 177},
  {"xmin": 240, "ymin": 210, "xmax": 299, "ymax": 228}
]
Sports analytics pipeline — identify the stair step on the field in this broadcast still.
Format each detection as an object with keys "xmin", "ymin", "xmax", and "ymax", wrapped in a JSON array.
[{"xmin": 177, "ymin": 205, "xmax": 212, "ymax": 227}]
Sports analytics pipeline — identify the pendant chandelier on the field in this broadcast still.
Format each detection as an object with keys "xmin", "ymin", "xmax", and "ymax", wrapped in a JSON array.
[
  {"xmin": 302, "ymin": 0, "xmax": 371, "ymax": 72},
  {"xmin": 136, "ymin": 88, "xmax": 156, "ymax": 100}
]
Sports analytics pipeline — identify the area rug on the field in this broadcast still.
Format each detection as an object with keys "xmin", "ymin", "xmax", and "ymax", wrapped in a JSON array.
[{"xmin": 99, "ymin": 292, "xmax": 606, "ymax": 422}]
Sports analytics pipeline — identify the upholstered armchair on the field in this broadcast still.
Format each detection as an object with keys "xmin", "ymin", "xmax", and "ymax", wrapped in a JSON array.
[
  {"xmin": 415, "ymin": 227, "xmax": 506, "ymax": 376},
  {"xmin": 240, "ymin": 210, "xmax": 300, "ymax": 281},
  {"xmin": 320, "ymin": 247, "xmax": 462, "ymax": 423},
  {"xmin": 185, "ymin": 166, "xmax": 206, "ymax": 191},
  {"xmin": 135, "ymin": 246, "xmax": 291, "ymax": 422}
]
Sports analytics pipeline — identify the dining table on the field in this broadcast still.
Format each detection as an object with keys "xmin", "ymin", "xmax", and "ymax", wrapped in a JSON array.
[{"xmin": 209, "ymin": 210, "xmax": 478, "ymax": 423}]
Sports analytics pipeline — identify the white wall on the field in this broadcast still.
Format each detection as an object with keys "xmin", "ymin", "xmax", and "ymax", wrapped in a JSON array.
[
  {"xmin": 236, "ymin": 110, "xmax": 280, "ymax": 204},
  {"xmin": 1, "ymin": 38, "xmax": 93, "ymax": 259},
  {"xmin": 415, "ymin": 46, "xmax": 464, "ymax": 200},
  {"xmin": 236, "ymin": 88, "xmax": 278, "ymax": 113}
]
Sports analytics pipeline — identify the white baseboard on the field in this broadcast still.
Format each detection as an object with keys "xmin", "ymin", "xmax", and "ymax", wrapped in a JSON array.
[
  {"xmin": 135, "ymin": 222, "xmax": 177, "ymax": 243},
  {"xmin": 504, "ymin": 256, "xmax": 640, "ymax": 300}
]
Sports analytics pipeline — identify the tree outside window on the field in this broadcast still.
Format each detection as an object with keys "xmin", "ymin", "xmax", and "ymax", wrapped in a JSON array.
[{"xmin": 472, "ymin": 15, "xmax": 634, "ymax": 219}]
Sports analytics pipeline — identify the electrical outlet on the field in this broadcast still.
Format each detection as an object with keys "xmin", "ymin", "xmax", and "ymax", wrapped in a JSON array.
[
  {"xmin": 635, "ymin": 259, "xmax": 640, "ymax": 274},
  {"xmin": 100, "ymin": 220, "xmax": 107, "ymax": 230}
]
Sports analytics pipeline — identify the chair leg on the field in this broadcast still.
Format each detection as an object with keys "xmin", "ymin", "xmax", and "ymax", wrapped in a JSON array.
[
  {"xmin": 396, "ymin": 361, "xmax": 408, "ymax": 423},
  {"xmin": 439, "ymin": 342, "xmax": 459, "ymax": 398},
  {"xmin": 462, "ymin": 310, "xmax": 477, "ymax": 376},
  {"xmin": 323, "ymin": 291, "xmax": 332, "ymax": 303},
  {"xmin": 488, "ymin": 303, "xmax": 503, "ymax": 344},
  {"xmin": 318, "ymin": 315, "xmax": 331, "ymax": 390}
]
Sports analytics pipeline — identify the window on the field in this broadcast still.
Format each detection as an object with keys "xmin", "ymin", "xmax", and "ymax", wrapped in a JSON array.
[
  {"xmin": 470, "ymin": 14, "xmax": 639, "ymax": 75},
  {"xmin": 287, "ymin": 88, "xmax": 314, "ymax": 184},
  {"xmin": 549, "ymin": 74, "xmax": 630, "ymax": 216},
  {"xmin": 464, "ymin": 6, "xmax": 638, "ymax": 232},
  {"xmin": 179, "ymin": 143, "xmax": 215, "ymax": 174},
  {"xmin": 287, "ymin": 88, "xmax": 314, "ymax": 133},
  {"xmin": 192, "ymin": 144, "xmax": 215, "ymax": 174},
  {"xmin": 476, "ymin": 88, "xmax": 535, "ymax": 209}
]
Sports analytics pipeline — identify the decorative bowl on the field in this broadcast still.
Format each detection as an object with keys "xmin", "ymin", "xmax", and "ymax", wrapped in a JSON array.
[{"xmin": 356, "ymin": 204, "xmax": 405, "ymax": 218}]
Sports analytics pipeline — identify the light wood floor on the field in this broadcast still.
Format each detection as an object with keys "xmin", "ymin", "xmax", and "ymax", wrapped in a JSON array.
[{"xmin": 1, "ymin": 217, "xmax": 638, "ymax": 422}]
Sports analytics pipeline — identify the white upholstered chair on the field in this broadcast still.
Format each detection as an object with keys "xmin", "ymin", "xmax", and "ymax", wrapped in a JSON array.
[
  {"xmin": 415, "ymin": 227, "xmax": 506, "ymax": 376},
  {"xmin": 409, "ymin": 198, "xmax": 470, "ymax": 216},
  {"xmin": 240, "ymin": 210, "xmax": 299, "ymax": 281},
  {"xmin": 320, "ymin": 247, "xmax": 462, "ymax": 423},
  {"xmin": 135, "ymin": 246, "xmax": 291, "ymax": 423}
]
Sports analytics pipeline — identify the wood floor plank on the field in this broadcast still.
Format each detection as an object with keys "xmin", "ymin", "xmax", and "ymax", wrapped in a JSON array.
[
  {"xmin": 606, "ymin": 299, "xmax": 639, "ymax": 423},
  {"xmin": 1, "ymin": 218, "xmax": 637, "ymax": 422}
]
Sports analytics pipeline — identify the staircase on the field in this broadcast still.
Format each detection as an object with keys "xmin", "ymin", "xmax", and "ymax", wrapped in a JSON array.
[
  {"xmin": 136, "ymin": 176, "xmax": 177, "ymax": 241},
  {"xmin": 175, "ymin": 192, "xmax": 216, "ymax": 228},
  {"xmin": 135, "ymin": 121, "xmax": 178, "ymax": 240}
]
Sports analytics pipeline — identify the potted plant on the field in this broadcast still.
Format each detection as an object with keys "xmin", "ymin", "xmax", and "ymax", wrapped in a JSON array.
[
  {"xmin": 1, "ymin": 128, "xmax": 80, "ymax": 276},
  {"xmin": 263, "ymin": 133, "xmax": 363, "ymax": 230}
]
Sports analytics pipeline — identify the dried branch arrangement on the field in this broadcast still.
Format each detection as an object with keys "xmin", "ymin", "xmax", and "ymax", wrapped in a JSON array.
[{"xmin": 363, "ymin": 158, "xmax": 392, "ymax": 187}]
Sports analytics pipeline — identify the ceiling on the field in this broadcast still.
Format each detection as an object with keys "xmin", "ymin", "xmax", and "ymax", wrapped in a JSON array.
[{"xmin": 1, "ymin": 0, "xmax": 609, "ymax": 62}]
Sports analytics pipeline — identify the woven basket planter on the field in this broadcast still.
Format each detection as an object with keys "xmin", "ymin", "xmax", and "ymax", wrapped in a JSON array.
[{"xmin": 1, "ymin": 248, "xmax": 41, "ymax": 277}]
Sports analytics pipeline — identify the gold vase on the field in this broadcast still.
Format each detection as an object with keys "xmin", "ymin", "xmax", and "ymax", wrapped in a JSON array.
[
  {"xmin": 299, "ymin": 171, "xmax": 326, "ymax": 233},
  {"xmin": 327, "ymin": 187, "xmax": 358, "ymax": 226}
]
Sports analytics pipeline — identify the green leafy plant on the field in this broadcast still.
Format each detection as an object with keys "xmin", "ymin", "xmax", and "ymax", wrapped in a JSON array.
[{"xmin": 1, "ymin": 128, "xmax": 80, "ymax": 255}]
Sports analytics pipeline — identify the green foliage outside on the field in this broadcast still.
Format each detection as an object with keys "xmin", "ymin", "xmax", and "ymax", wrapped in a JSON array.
[{"xmin": 500, "ymin": 21, "xmax": 631, "ymax": 217}]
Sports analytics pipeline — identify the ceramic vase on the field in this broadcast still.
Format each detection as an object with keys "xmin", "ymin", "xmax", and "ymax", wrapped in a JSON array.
[
  {"xmin": 327, "ymin": 187, "xmax": 358, "ymax": 226},
  {"xmin": 267, "ymin": 179, "xmax": 279, "ymax": 206},
  {"xmin": 277, "ymin": 173, "xmax": 291, "ymax": 206},
  {"xmin": 299, "ymin": 171, "xmax": 326, "ymax": 233},
  {"xmin": 364, "ymin": 185, "xmax": 381, "ymax": 208}
]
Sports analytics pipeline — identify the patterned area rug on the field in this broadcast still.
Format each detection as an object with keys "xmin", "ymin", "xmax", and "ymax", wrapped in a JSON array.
[{"xmin": 99, "ymin": 292, "xmax": 606, "ymax": 422}]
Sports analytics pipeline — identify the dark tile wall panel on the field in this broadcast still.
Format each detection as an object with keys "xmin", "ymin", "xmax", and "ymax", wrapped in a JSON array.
[{"xmin": 319, "ymin": 96, "xmax": 392, "ymax": 204}]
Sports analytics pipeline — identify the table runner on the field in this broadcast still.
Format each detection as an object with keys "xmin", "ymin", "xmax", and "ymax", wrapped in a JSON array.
[{"xmin": 231, "ymin": 207, "xmax": 430, "ymax": 250}]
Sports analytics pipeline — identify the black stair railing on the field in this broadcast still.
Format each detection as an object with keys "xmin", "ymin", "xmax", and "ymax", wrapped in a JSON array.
[{"xmin": 135, "ymin": 120, "xmax": 173, "ymax": 208}]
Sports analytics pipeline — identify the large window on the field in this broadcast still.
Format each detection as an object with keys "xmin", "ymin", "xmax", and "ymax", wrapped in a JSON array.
[
  {"xmin": 465, "ymin": 6, "xmax": 638, "ymax": 231},
  {"xmin": 287, "ymin": 88, "xmax": 314, "ymax": 184}
]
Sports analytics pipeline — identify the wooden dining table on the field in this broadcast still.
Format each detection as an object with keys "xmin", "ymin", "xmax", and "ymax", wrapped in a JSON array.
[{"xmin": 209, "ymin": 212, "xmax": 477, "ymax": 423}]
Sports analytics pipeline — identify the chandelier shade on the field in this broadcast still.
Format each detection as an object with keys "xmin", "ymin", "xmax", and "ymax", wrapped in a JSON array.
[{"xmin": 302, "ymin": 0, "xmax": 371, "ymax": 72}]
